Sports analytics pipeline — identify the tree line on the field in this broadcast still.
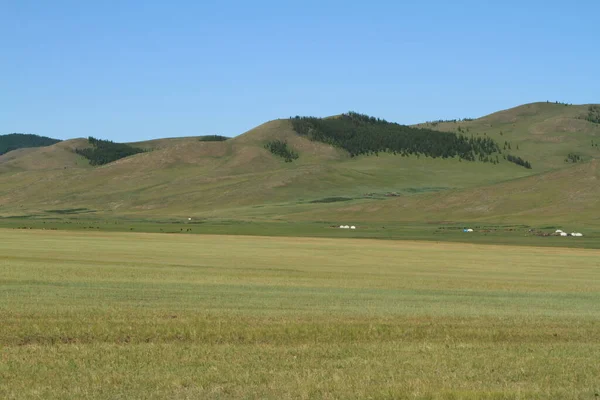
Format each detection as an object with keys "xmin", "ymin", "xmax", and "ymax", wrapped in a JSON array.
[
  {"xmin": 264, "ymin": 140, "xmax": 299, "ymax": 162},
  {"xmin": 199, "ymin": 135, "xmax": 229, "ymax": 142},
  {"xmin": 290, "ymin": 112, "xmax": 504, "ymax": 162},
  {"xmin": 506, "ymin": 154, "xmax": 532, "ymax": 169},
  {"xmin": 547, "ymin": 100, "xmax": 573, "ymax": 106},
  {"xmin": 75, "ymin": 137, "xmax": 145, "ymax": 166},
  {"xmin": 585, "ymin": 105, "xmax": 600, "ymax": 124},
  {"xmin": 425, "ymin": 117, "xmax": 475, "ymax": 126},
  {"xmin": 0, "ymin": 133, "xmax": 60, "ymax": 155}
]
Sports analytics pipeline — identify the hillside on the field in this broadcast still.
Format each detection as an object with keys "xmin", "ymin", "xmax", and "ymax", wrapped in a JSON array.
[
  {"xmin": 416, "ymin": 102, "xmax": 600, "ymax": 172},
  {"xmin": 0, "ymin": 133, "xmax": 60, "ymax": 155},
  {"xmin": 75, "ymin": 137, "xmax": 145, "ymax": 166},
  {"xmin": 0, "ymin": 102, "xmax": 598, "ymax": 228},
  {"xmin": 290, "ymin": 159, "xmax": 600, "ymax": 226},
  {"xmin": 0, "ymin": 138, "xmax": 89, "ymax": 172},
  {"xmin": 292, "ymin": 112, "xmax": 506, "ymax": 163}
]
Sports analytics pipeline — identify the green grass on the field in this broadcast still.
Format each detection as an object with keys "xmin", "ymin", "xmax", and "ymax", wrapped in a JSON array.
[
  {"xmin": 1, "ymin": 103, "xmax": 599, "ymax": 230},
  {"xmin": 1, "ymin": 229, "xmax": 600, "ymax": 399},
  {"xmin": 417, "ymin": 102, "xmax": 600, "ymax": 171},
  {"xmin": 1, "ymin": 217, "xmax": 599, "ymax": 249}
]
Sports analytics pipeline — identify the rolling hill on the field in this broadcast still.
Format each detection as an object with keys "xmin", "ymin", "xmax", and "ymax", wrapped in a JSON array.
[
  {"xmin": 0, "ymin": 102, "xmax": 598, "ymax": 228},
  {"xmin": 289, "ymin": 158, "xmax": 600, "ymax": 226}
]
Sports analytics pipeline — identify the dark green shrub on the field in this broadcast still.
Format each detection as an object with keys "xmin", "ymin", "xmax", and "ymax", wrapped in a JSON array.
[
  {"xmin": 76, "ymin": 137, "xmax": 144, "ymax": 166},
  {"xmin": 264, "ymin": 140, "xmax": 299, "ymax": 162}
]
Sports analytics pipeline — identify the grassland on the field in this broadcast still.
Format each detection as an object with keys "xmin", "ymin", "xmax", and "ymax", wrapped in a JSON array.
[
  {"xmin": 1, "ymin": 229, "xmax": 599, "ymax": 399},
  {"xmin": 1, "ymin": 217, "xmax": 599, "ymax": 250},
  {"xmin": 1, "ymin": 102, "xmax": 599, "ymax": 229}
]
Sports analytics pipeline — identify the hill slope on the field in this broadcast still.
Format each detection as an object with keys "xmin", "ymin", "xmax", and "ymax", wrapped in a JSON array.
[
  {"xmin": 0, "ymin": 139, "xmax": 89, "ymax": 172},
  {"xmin": 0, "ymin": 103, "xmax": 598, "ymax": 227},
  {"xmin": 292, "ymin": 159, "xmax": 599, "ymax": 226},
  {"xmin": 416, "ymin": 102, "xmax": 600, "ymax": 172}
]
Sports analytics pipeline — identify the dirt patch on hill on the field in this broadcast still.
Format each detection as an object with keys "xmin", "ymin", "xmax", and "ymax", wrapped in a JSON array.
[{"xmin": 530, "ymin": 118, "xmax": 592, "ymax": 141}]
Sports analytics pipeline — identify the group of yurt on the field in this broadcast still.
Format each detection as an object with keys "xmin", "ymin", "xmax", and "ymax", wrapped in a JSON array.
[
  {"xmin": 339, "ymin": 225, "xmax": 356, "ymax": 230},
  {"xmin": 555, "ymin": 229, "xmax": 583, "ymax": 237}
]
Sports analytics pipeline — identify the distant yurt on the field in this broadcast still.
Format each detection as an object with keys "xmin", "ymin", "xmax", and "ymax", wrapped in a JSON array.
[
  {"xmin": 560, "ymin": 232, "xmax": 568, "ymax": 237},
  {"xmin": 350, "ymin": 226, "xmax": 356, "ymax": 230}
]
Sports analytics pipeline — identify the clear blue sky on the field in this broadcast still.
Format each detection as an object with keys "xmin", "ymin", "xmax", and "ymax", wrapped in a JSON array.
[{"xmin": 2, "ymin": 0, "xmax": 599, "ymax": 141}]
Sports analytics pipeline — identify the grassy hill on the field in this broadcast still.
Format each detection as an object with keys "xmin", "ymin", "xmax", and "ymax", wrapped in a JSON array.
[
  {"xmin": 0, "ymin": 102, "xmax": 598, "ymax": 229},
  {"xmin": 0, "ymin": 138, "xmax": 89, "ymax": 172},
  {"xmin": 289, "ymin": 159, "xmax": 600, "ymax": 226},
  {"xmin": 416, "ymin": 102, "xmax": 600, "ymax": 171}
]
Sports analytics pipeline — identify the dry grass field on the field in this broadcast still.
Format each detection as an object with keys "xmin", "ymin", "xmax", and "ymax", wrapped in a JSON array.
[{"xmin": 1, "ymin": 229, "xmax": 599, "ymax": 399}]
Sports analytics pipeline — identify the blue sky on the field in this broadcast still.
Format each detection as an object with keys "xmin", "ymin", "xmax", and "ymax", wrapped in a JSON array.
[{"xmin": 2, "ymin": 0, "xmax": 599, "ymax": 141}]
